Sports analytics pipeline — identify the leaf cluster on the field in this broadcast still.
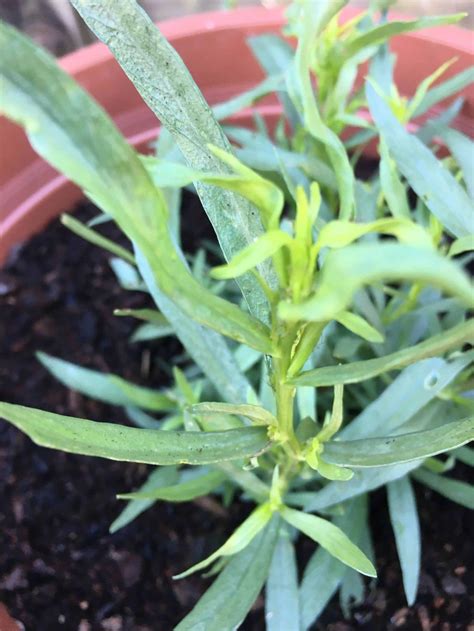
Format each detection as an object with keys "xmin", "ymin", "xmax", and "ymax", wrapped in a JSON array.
[{"xmin": 0, "ymin": 1, "xmax": 473, "ymax": 628}]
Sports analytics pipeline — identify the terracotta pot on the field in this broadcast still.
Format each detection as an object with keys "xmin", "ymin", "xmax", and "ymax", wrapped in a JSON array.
[
  {"xmin": 0, "ymin": 603, "xmax": 22, "ymax": 631},
  {"xmin": 1, "ymin": 7, "xmax": 472, "ymax": 264}
]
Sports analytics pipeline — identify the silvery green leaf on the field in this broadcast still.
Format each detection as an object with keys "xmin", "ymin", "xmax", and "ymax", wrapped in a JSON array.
[
  {"xmin": 71, "ymin": 0, "xmax": 275, "ymax": 324},
  {"xmin": 0, "ymin": 21, "xmax": 273, "ymax": 355},
  {"xmin": 341, "ymin": 355, "xmax": 473, "ymax": 440},
  {"xmin": 265, "ymin": 525, "xmax": 300, "ymax": 631},
  {"xmin": 387, "ymin": 477, "xmax": 421, "ymax": 605},
  {"xmin": 439, "ymin": 127, "xmax": 474, "ymax": 199},
  {"xmin": 36, "ymin": 352, "xmax": 175, "ymax": 411},
  {"xmin": 299, "ymin": 496, "xmax": 368, "ymax": 630},
  {"xmin": 367, "ymin": 82, "xmax": 473, "ymax": 237},
  {"xmin": 118, "ymin": 469, "xmax": 226, "ymax": 503},
  {"xmin": 412, "ymin": 468, "xmax": 474, "ymax": 509},
  {"xmin": 303, "ymin": 462, "xmax": 422, "ymax": 512},
  {"xmin": 175, "ymin": 518, "xmax": 279, "ymax": 631},
  {"xmin": 323, "ymin": 418, "xmax": 474, "ymax": 468},
  {"xmin": 110, "ymin": 466, "xmax": 179, "ymax": 533}
]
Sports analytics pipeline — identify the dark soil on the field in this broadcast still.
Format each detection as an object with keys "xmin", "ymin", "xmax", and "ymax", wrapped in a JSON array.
[{"xmin": 0, "ymin": 199, "xmax": 473, "ymax": 631}]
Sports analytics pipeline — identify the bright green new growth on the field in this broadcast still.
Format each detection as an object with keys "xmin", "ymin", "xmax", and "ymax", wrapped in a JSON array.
[{"xmin": 0, "ymin": 1, "xmax": 473, "ymax": 629}]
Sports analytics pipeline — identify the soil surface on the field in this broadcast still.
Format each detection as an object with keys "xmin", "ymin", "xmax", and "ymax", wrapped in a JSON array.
[{"xmin": 0, "ymin": 200, "xmax": 472, "ymax": 631}]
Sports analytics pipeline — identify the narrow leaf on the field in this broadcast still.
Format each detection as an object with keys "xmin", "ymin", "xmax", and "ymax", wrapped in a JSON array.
[
  {"xmin": 119, "ymin": 470, "xmax": 226, "ymax": 503},
  {"xmin": 37, "ymin": 352, "xmax": 175, "ymax": 411},
  {"xmin": 335, "ymin": 311, "xmax": 384, "ymax": 343},
  {"xmin": 281, "ymin": 507, "xmax": 376, "ymax": 577},
  {"xmin": 61, "ymin": 214, "xmax": 135, "ymax": 263},
  {"xmin": 412, "ymin": 468, "xmax": 474, "ymax": 509},
  {"xmin": 110, "ymin": 466, "xmax": 179, "ymax": 533},
  {"xmin": 190, "ymin": 402, "xmax": 277, "ymax": 426},
  {"xmin": 279, "ymin": 243, "xmax": 473, "ymax": 322},
  {"xmin": 299, "ymin": 496, "xmax": 367, "ymax": 630},
  {"xmin": 71, "ymin": 0, "xmax": 275, "ymax": 323},
  {"xmin": 303, "ymin": 462, "xmax": 421, "ymax": 512},
  {"xmin": 212, "ymin": 230, "xmax": 291, "ymax": 280},
  {"xmin": 413, "ymin": 66, "xmax": 474, "ymax": 118},
  {"xmin": 367, "ymin": 82, "xmax": 473, "ymax": 237},
  {"xmin": 265, "ymin": 525, "xmax": 300, "ymax": 631},
  {"xmin": 323, "ymin": 418, "xmax": 474, "ymax": 468},
  {"xmin": 387, "ymin": 477, "xmax": 421, "ymax": 605},
  {"xmin": 0, "ymin": 402, "xmax": 271, "ymax": 465},
  {"xmin": 0, "ymin": 21, "xmax": 273, "ymax": 354},
  {"xmin": 175, "ymin": 518, "xmax": 279, "ymax": 631},
  {"xmin": 346, "ymin": 14, "xmax": 465, "ymax": 57},
  {"xmin": 174, "ymin": 503, "xmax": 273, "ymax": 579},
  {"xmin": 290, "ymin": 320, "xmax": 473, "ymax": 386}
]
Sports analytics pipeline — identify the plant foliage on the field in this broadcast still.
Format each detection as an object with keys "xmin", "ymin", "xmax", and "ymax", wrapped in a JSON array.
[{"xmin": 0, "ymin": 0, "xmax": 473, "ymax": 628}]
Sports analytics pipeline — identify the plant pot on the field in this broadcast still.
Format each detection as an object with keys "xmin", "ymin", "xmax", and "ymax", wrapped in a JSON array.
[{"xmin": 1, "ymin": 6, "xmax": 472, "ymax": 264}]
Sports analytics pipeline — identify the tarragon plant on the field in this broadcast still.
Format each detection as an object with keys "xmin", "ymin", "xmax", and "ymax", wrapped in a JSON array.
[{"xmin": 1, "ymin": 0, "xmax": 473, "ymax": 628}]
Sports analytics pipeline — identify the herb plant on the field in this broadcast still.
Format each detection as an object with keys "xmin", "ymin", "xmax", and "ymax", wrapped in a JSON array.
[{"xmin": 1, "ymin": 1, "xmax": 473, "ymax": 628}]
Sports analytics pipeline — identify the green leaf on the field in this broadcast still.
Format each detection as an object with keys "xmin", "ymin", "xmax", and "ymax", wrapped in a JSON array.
[
  {"xmin": 281, "ymin": 506, "xmax": 376, "ymax": 577},
  {"xmin": 317, "ymin": 218, "xmax": 433, "ymax": 249},
  {"xmin": 454, "ymin": 446, "xmax": 474, "ymax": 467},
  {"xmin": 71, "ymin": 0, "xmax": 275, "ymax": 324},
  {"xmin": 291, "ymin": 1, "xmax": 354, "ymax": 219},
  {"xmin": 211, "ymin": 230, "xmax": 292, "ymax": 280},
  {"xmin": 323, "ymin": 418, "xmax": 474, "ymax": 468},
  {"xmin": 114, "ymin": 308, "xmax": 169, "ymax": 325},
  {"xmin": 118, "ymin": 470, "xmax": 226, "ymax": 502},
  {"xmin": 190, "ymin": 402, "xmax": 277, "ymax": 427},
  {"xmin": 439, "ymin": 127, "xmax": 474, "ymax": 199},
  {"xmin": 290, "ymin": 320, "xmax": 474, "ymax": 386},
  {"xmin": 367, "ymin": 82, "xmax": 473, "ymax": 237},
  {"xmin": 412, "ymin": 468, "xmax": 474, "ymax": 509},
  {"xmin": 412, "ymin": 66, "xmax": 474, "ymax": 118},
  {"xmin": 142, "ymin": 151, "xmax": 284, "ymax": 230},
  {"xmin": 225, "ymin": 126, "xmax": 337, "ymax": 191},
  {"xmin": 346, "ymin": 14, "xmax": 465, "ymax": 58},
  {"xmin": 0, "ymin": 402, "xmax": 271, "ymax": 465},
  {"xmin": 174, "ymin": 503, "xmax": 273, "ymax": 579},
  {"xmin": 335, "ymin": 311, "xmax": 384, "ymax": 343},
  {"xmin": 387, "ymin": 477, "xmax": 420, "ymax": 606},
  {"xmin": 265, "ymin": 525, "xmax": 300, "ymax": 631},
  {"xmin": 317, "ymin": 384, "xmax": 344, "ymax": 442},
  {"xmin": 302, "ymin": 462, "xmax": 421, "ymax": 512},
  {"xmin": 175, "ymin": 518, "xmax": 279, "ymax": 631},
  {"xmin": 341, "ymin": 356, "xmax": 473, "ymax": 440},
  {"xmin": 110, "ymin": 466, "xmax": 179, "ymax": 533},
  {"xmin": 109, "ymin": 258, "xmax": 145, "ymax": 291},
  {"xmin": 134, "ymin": 250, "xmax": 258, "ymax": 405},
  {"xmin": 213, "ymin": 74, "xmax": 284, "ymax": 121},
  {"xmin": 280, "ymin": 243, "xmax": 472, "ymax": 323},
  {"xmin": 36, "ymin": 352, "xmax": 175, "ymax": 411},
  {"xmin": 379, "ymin": 138, "xmax": 410, "ymax": 218},
  {"xmin": 449, "ymin": 234, "xmax": 474, "ymax": 257},
  {"xmin": 61, "ymin": 214, "xmax": 135, "ymax": 264},
  {"xmin": 0, "ymin": 21, "xmax": 274, "ymax": 354},
  {"xmin": 247, "ymin": 34, "xmax": 299, "ymax": 128},
  {"xmin": 299, "ymin": 497, "xmax": 367, "ymax": 630},
  {"xmin": 130, "ymin": 322, "xmax": 174, "ymax": 343}
]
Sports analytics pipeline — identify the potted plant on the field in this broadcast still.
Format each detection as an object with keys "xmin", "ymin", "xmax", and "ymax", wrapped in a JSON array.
[{"xmin": 1, "ymin": 1, "xmax": 472, "ymax": 629}]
